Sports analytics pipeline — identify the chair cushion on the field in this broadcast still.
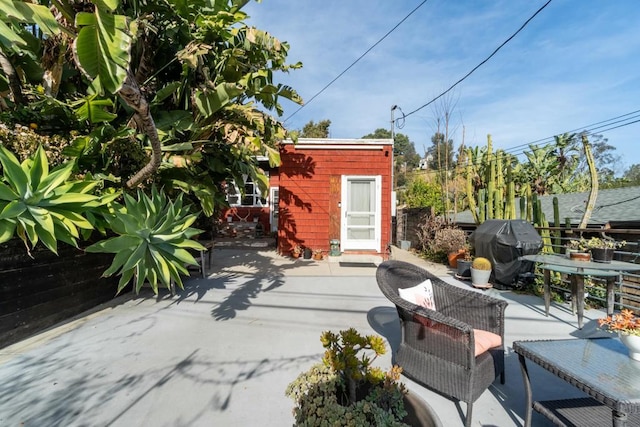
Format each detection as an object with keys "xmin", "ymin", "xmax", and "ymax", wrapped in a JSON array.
[
  {"xmin": 473, "ymin": 329, "xmax": 502, "ymax": 356},
  {"xmin": 398, "ymin": 279, "xmax": 436, "ymax": 310}
]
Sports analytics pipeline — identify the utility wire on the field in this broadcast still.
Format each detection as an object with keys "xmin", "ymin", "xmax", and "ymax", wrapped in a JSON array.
[
  {"xmin": 423, "ymin": 111, "xmax": 640, "ymax": 174},
  {"xmin": 283, "ymin": 0, "xmax": 429, "ymax": 123},
  {"xmin": 402, "ymin": 0, "xmax": 553, "ymax": 120},
  {"xmin": 501, "ymin": 109, "xmax": 640, "ymax": 155}
]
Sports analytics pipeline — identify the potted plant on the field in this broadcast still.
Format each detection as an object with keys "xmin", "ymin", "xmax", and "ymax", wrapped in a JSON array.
[
  {"xmin": 456, "ymin": 245, "xmax": 473, "ymax": 278},
  {"xmin": 585, "ymin": 237, "xmax": 626, "ymax": 263},
  {"xmin": 291, "ymin": 244, "xmax": 303, "ymax": 259},
  {"xmin": 566, "ymin": 238, "xmax": 591, "ymax": 261},
  {"xmin": 286, "ymin": 328, "xmax": 442, "ymax": 426},
  {"xmin": 598, "ymin": 309, "xmax": 640, "ymax": 360},
  {"xmin": 312, "ymin": 249, "xmax": 324, "ymax": 260},
  {"xmin": 303, "ymin": 246, "xmax": 312, "ymax": 259},
  {"xmin": 470, "ymin": 257, "xmax": 492, "ymax": 289}
]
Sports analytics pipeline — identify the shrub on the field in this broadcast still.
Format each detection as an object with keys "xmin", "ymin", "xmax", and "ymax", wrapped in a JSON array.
[{"xmin": 430, "ymin": 227, "xmax": 467, "ymax": 255}]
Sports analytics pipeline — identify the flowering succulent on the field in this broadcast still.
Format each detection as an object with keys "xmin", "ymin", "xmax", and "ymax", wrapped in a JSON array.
[
  {"xmin": 286, "ymin": 328, "xmax": 409, "ymax": 426},
  {"xmin": 598, "ymin": 309, "xmax": 640, "ymax": 337},
  {"xmin": 567, "ymin": 237, "xmax": 626, "ymax": 251},
  {"xmin": 584, "ymin": 237, "xmax": 626, "ymax": 250},
  {"xmin": 567, "ymin": 238, "xmax": 589, "ymax": 252}
]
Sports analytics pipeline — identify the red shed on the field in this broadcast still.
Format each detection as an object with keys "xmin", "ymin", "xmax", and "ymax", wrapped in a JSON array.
[{"xmin": 277, "ymin": 138, "xmax": 394, "ymax": 257}]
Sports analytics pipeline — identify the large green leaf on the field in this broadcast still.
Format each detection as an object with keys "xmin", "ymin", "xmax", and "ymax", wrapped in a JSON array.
[
  {"xmin": 86, "ymin": 235, "xmax": 141, "ymax": 253},
  {"xmin": 28, "ymin": 146, "xmax": 48, "ymax": 191},
  {"xmin": 0, "ymin": 220, "xmax": 16, "ymax": 243},
  {"xmin": 0, "ymin": 182, "xmax": 18, "ymax": 201},
  {"xmin": 74, "ymin": 9, "xmax": 132, "ymax": 94},
  {"xmin": 12, "ymin": 1, "xmax": 60, "ymax": 37},
  {"xmin": 0, "ymin": 146, "xmax": 29, "ymax": 197},
  {"xmin": 0, "ymin": 19, "xmax": 26, "ymax": 48},
  {"xmin": 194, "ymin": 83, "xmax": 244, "ymax": 118},
  {"xmin": 0, "ymin": 200, "xmax": 26, "ymax": 220},
  {"xmin": 74, "ymin": 95, "xmax": 118, "ymax": 123}
]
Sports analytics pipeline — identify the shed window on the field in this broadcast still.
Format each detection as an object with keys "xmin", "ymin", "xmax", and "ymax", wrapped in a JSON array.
[{"xmin": 226, "ymin": 175, "xmax": 267, "ymax": 207}]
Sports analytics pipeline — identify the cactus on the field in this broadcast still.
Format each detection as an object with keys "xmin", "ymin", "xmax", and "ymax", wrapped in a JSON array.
[
  {"xmin": 478, "ymin": 188, "xmax": 486, "ymax": 221},
  {"xmin": 472, "ymin": 257, "xmax": 492, "ymax": 270},
  {"xmin": 552, "ymin": 196, "xmax": 561, "ymax": 253},
  {"xmin": 466, "ymin": 155, "xmax": 479, "ymax": 224},
  {"xmin": 487, "ymin": 159, "xmax": 495, "ymax": 220},
  {"xmin": 464, "ymin": 135, "xmax": 520, "ymax": 223}
]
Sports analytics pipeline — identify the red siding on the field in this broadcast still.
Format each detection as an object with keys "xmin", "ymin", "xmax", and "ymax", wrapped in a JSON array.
[{"xmin": 278, "ymin": 142, "xmax": 393, "ymax": 256}]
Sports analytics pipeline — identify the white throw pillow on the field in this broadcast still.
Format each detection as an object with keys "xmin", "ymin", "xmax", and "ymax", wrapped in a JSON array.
[{"xmin": 398, "ymin": 279, "xmax": 436, "ymax": 310}]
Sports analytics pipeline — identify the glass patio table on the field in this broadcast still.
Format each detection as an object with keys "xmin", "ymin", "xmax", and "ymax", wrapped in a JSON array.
[
  {"xmin": 519, "ymin": 254, "xmax": 640, "ymax": 329},
  {"xmin": 514, "ymin": 338, "xmax": 640, "ymax": 427}
]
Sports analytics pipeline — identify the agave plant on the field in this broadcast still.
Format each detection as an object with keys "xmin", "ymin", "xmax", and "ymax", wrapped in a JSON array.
[
  {"xmin": 86, "ymin": 187, "xmax": 205, "ymax": 294},
  {"xmin": 0, "ymin": 145, "xmax": 102, "ymax": 254}
]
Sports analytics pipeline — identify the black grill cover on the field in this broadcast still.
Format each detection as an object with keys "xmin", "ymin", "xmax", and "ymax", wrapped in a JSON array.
[{"xmin": 469, "ymin": 220, "xmax": 543, "ymax": 286}]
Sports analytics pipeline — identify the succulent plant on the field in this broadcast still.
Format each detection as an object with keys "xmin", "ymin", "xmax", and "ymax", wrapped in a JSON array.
[
  {"xmin": 86, "ymin": 187, "xmax": 204, "ymax": 294},
  {"xmin": 472, "ymin": 257, "xmax": 492, "ymax": 270},
  {"xmin": 286, "ymin": 328, "xmax": 409, "ymax": 426}
]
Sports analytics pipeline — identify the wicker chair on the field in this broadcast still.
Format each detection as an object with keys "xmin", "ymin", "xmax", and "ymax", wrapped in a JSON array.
[{"xmin": 376, "ymin": 260, "xmax": 508, "ymax": 427}]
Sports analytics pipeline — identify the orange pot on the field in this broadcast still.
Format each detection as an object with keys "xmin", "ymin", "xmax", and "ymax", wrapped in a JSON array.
[{"xmin": 448, "ymin": 251, "xmax": 465, "ymax": 268}]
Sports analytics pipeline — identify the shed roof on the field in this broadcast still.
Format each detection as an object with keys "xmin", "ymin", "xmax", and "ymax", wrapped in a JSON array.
[
  {"xmin": 282, "ymin": 138, "xmax": 393, "ymax": 150},
  {"xmin": 451, "ymin": 186, "xmax": 640, "ymax": 227}
]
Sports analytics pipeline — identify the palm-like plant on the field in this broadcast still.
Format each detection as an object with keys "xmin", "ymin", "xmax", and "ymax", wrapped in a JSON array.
[
  {"xmin": 86, "ymin": 187, "xmax": 205, "ymax": 294},
  {"xmin": 0, "ymin": 145, "xmax": 101, "ymax": 254}
]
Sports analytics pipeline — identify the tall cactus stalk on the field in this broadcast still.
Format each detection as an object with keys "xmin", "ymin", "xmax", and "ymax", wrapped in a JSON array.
[
  {"xmin": 506, "ymin": 165, "xmax": 516, "ymax": 219},
  {"xmin": 552, "ymin": 196, "xmax": 561, "ymax": 253},
  {"xmin": 525, "ymin": 185, "xmax": 533, "ymax": 222},
  {"xmin": 487, "ymin": 159, "xmax": 495, "ymax": 220},
  {"xmin": 466, "ymin": 155, "xmax": 479, "ymax": 224}
]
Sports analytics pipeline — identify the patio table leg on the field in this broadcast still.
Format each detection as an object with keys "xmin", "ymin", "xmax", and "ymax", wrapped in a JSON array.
[
  {"xmin": 613, "ymin": 409, "xmax": 628, "ymax": 427},
  {"xmin": 606, "ymin": 276, "xmax": 618, "ymax": 315},
  {"xmin": 543, "ymin": 269, "xmax": 551, "ymax": 316},
  {"xmin": 572, "ymin": 274, "xmax": 585, "ymax": 329},
  {"xmin": 518, "ymin": 354, "xmax": 533, "ymax": 427},
  {"xmin": 570, "ymin": 275, "xmax": 577, "ymax": 315}
]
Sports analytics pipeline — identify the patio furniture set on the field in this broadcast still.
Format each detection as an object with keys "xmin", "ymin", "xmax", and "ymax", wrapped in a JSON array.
[{"xmin": 376, "ymin": 260, "xmax": 640, "ymax": 427}]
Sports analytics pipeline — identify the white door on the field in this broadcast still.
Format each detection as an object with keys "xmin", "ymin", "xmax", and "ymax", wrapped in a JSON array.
[
  {"xmin": 269, "ymin": 187, "xmax": 279, "ymax": 232},
  {"xmin": 341, "ymin": 176, "xmax": 381, "ymax": 251}
]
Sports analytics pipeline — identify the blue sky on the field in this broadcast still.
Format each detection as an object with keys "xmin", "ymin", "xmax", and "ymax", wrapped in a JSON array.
[{"xmin": 243, "ymin": 0, "xmax": 640, "ymax": 173}]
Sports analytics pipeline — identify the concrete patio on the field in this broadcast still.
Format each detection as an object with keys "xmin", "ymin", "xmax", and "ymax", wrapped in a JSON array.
[{"xmin": 0, "ymin": 246, "xmax": 617, "ymax": 426}]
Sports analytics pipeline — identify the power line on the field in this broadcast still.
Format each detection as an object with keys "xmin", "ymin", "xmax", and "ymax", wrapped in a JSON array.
[
  {"xmin": 401, "ymin": 0, "xmax": 553, "ymax": 120},
  {"xmin": 283, "ymin": 0, "xmax": 429, "ymax": 123},
  {"xmin": 422, "ymin": 111, "xmax": 640, "ymax": 174},
  {"xmin": 501, "ymin": 109, "xmax": 640, "ymax": 155}
]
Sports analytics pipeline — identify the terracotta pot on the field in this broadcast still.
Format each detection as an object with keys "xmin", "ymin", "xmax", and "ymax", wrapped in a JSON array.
[
  {"xmin": 570, "ymin": 251, "xmax": 591, "ymax": 262},
  {"xmin": 448, "ymin": 250, "xmax": 464, "ymax": 268},
  {"xmin": 291, "ymin": 251, "xmax": 301, "ymax": 259},
  {"xmin": 313, "ymin": 253, "xmax": 323, "ymax": 260}
]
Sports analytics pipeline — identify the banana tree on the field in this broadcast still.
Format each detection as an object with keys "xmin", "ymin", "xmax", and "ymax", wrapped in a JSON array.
[{"xmin": 0, "ymin": 0, "xmax": 303, "ymax": 208}]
